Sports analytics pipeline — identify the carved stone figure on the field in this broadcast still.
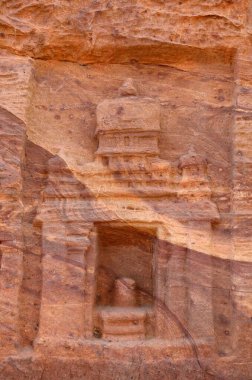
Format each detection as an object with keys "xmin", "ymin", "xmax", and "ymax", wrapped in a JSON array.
[{"xmin": 113, "ymin": 277, "xmax": 137, "ymax": 307}]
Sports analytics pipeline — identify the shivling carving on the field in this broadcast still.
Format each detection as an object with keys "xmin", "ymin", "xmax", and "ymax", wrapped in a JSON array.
[
  {"xmin": 113, "ymin": 277, "xmax": 137, "ymax": 307},
  {"xmin": 98, "ymin": 277, "xmax": 147, "ymax": 341}
]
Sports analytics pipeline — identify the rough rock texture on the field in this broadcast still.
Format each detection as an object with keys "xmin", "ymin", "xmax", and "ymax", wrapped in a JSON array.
[{"xmin": 0, "ymin": 1, "xmax": 252, "ymax": 379}]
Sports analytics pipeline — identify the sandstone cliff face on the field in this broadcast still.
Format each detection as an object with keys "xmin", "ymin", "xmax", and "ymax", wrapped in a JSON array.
[{"xmin": 0, "ymin": 1, "xmax": 252, "ymax": 379}]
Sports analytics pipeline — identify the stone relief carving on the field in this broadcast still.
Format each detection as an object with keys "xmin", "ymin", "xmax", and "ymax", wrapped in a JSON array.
[
  {"xmin": 1, "ymin": 1, "xmax": 251, "ymax": 377},
  {"xmin": 35, "ymin": 78, "xmax": 219, "ymax": 346},
  {"xmin": 70, "ymin": 79, "xmax": 214, "ymax": 206}
]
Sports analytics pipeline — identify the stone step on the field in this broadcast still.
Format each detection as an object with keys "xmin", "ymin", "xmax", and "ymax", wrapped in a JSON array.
[{"xmin": 100, "ymin": 307, "xmax": 146, "ymax": 341}]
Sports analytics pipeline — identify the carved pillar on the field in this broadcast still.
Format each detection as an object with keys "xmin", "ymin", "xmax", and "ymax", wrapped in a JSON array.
[
  {"xmin": 165, "ymin": 244, "xmax": 188, "ymax": 341},
  {"xmin": 230, "ymin": 47, "xmax": 252, "ymax": 360},
  {"xmin": 0, "ymin": 109, "xmax": 26, "ymax": 355},
  {"xmin": 154, "ymin": 226, "xmax": 170, "ymax": 338},
  {"xmin": 83, "ymin": 226, "xmax": 98, "ymax": 338},
  {"xmin": 0, "ymin": 247, "xmax": 23, "ymax": 354},
  {"xmin": 36, "ymin": 218, "xmax": 91, "ymax": 346},
  {"xmin": 185, "ymin": 221, "xmax": 215, "ymax": 348}
]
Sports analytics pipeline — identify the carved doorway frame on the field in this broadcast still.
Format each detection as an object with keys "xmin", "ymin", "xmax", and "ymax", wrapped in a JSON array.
[{"xmin": 84, "ymin": 220, "xmax": 163, "ymax": 340}]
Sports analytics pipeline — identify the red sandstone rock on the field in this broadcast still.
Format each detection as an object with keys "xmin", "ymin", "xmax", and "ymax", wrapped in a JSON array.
[{"xmin": 0, "ymin": 1, "xmax": 252, "ymax": 379}]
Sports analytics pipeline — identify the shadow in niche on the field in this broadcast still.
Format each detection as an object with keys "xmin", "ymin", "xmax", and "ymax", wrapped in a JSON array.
[
  {"xmin": 96, "ymin": 224, "xmax": 155, "ymax": 307},
  {"xmin": 94, "ymin": 223, "xmax": 156, "ymax": 340}
]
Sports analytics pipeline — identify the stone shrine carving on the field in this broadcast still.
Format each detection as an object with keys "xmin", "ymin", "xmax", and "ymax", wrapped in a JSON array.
[
  {"xmin": 1, "ymin": 2, "xmax": 252, "ymax": 378},
  {"xmin": 35, "ymin": 78, "xmax": 219, "ymax": 347}
]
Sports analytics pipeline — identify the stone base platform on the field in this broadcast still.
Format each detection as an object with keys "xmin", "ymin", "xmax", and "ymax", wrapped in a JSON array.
[{"xmin": 0, "ymin": 341, "xmax": 251, "ymax": 380}]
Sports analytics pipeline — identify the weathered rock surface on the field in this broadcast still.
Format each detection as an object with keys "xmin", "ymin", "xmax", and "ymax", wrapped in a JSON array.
[{"xmin": 0, "ymin": 1, "xmax": 252, "ymax": 379}]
